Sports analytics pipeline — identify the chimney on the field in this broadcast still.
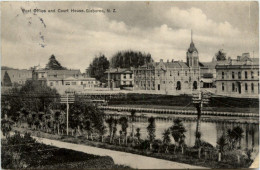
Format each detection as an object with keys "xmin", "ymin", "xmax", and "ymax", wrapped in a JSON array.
[
  {"xmin": 172, "ymin": 59, "xmax": 174, "ymax": 63},
  {"xmin": 160, "ymin": 59, "xmax": 163, "ymax": 62}
]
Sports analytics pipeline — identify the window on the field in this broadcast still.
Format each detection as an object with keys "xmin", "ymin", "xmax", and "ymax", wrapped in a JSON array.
[
  {"xmin": 65, "ymin": 82, "xmax": 70, "ymax": 85},
  {"xmin": 245, "ymin": 83, "xmax": 248, "ymax": 91},
  {"xmin": 50, "ymin": 82, "xmax": 53, "ymax": 86},
  {"xmin": 222, "ymin": 72, "xmax": 224, "ymax": 79},
  {"xmin": 130, "ymin": 74, "xmax": 132, "ymax": 79},
  {"xmin": 222, "ymin": 83, "xmax": 225, "ymax": 91},
  {"xmin": 251, "ymin": 83, "xmax": 254, "ymax": 92},
  {"xmin": 185, "ymin": 71, "xmax": 187, "ymax": 76},
  {"xmin": 54, "ymin": 74, "xmax": 57, "ymax": 78},
  {"xmin": 123, "ymin": 81, "xmax": 126, "ymax": 85},
  {"xmin": 178, "ymin": 71, "xmax": 180, "ymax": 76},
  {"xmin": 124, "ymin": 74, "xmax": 126, "ymax": 79},
  {"xmin": 170, "ymin": 71, "xmax": 172, "ymax": 76},
  {"xmin": 130, "ymin": 81, "xmax": 132, "ymax": 85},
  {"xmin": 81, "ymin": 81, "xmax": 83, "ymax": 85},
  {"xmin": 238, "ymin": 72, "xmax": 241, "ymax": 79},
  {"xmin": 245, "ymin": 71, "xmax": 248, "ymax": 79},
  {"xmin": 251, "ymin": 71, "xmax": 254, "ymax": 79},
  {"xmin": 232, "ymin": 72, "xmax": 235, "ymax": 79},
  {"xmin": 232, "ymin": 83, "xmax": 235, "ymax": 92}
]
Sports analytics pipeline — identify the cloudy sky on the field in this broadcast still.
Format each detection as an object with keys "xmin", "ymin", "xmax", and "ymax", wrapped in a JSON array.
[{"xmin": 2, "ymin": 1, "xmax": 259, "ymax": 72}]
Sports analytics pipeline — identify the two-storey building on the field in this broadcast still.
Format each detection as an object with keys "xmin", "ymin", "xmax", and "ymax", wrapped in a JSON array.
[
  {"xmin": 1, "ymin": 68, "xmax": 32, "ymax": 86},
  {"xmin": 133, "ymin": 36, "xmax": 200, "ymax": 94},
  {"xmin": 215, "ymin": 53, "xmax": 259, "ymax": 98},
  {"xmin": 105, "ymin": 68, "xmax": 133, "ymax": 89}
]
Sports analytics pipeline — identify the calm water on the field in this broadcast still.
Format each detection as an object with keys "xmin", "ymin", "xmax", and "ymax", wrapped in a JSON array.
[{"xmin": 105, "ymin": 118, "xmax": 259, "ymax": 149}]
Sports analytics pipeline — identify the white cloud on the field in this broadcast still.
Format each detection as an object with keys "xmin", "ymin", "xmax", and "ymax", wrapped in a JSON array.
[{"xmin": 1, "ymin": 2, "xmax": 258, "ymax": 72}]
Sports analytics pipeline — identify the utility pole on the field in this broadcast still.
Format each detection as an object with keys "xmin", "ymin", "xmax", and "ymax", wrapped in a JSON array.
[{"xmin": 61, "ymin": 90, "xmax": 75, "ymax": 136}]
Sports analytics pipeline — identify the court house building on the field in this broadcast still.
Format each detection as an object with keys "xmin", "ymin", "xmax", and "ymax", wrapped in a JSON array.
[{"xmin": 133, "ymin": 37, "xmax": 200, "ymax": 94}]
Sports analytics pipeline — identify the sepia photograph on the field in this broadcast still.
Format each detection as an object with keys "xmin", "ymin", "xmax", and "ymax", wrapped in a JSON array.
[{"xmin": 1, "ymin": 1, "xmax": 259, "ymax": 169}]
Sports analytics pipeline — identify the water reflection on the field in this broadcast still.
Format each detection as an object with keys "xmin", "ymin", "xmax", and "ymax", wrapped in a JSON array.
[{"xmin": 104, "ymin": 117, "xmax": 259, "ymax": 150}]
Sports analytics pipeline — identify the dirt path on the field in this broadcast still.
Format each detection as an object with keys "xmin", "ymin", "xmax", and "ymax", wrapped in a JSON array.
[{"xmin": 34, "ymin": 136, "xmax": 207, "ymax": 169}]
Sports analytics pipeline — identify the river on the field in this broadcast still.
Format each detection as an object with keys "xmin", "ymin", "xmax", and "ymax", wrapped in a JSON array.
[{"xmin": 104, "ymin": 114, "xmax": 259, "ymax": 150}]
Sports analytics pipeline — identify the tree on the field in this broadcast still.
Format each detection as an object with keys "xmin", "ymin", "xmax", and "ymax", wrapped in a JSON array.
[
  {"xmin": 147, "ymin": 116, "xmax": 156, "ymax": 149},
  {"xmin": 3, "ymin": 71, "xmax": 12, "ymax": 86},
  {"xmin": 19, "ymin": 80, "xmax": 59, "ymax": 113},
  {"xmin": 130, "ymin": 110, "xmax": 136, "ymax": 137},
  {"xmin": 217, "ymin": 134, "xmax": 228, "ymax": 162},
  {"xmin": 69, "ymin": 96, "xmax": 105, "ymax": 137},
  {"xmin": 226, "ymin": 126, "xmax": 244, "ymax": 150},
  {"xmin": 45, "ymin": 54, "xmax": 66, "ymax": 70},
  {"xmin": 215, "ymin": 49, "xmax": 227, "ymax": 61},
  {"xmin": 195, "ymin": 132, "xmax": 202, "ymax": 158},
  {"xmin": 105, "ymin": 117, "xmax": 114, "ymax": 143},
  {"xmin": 170, "ymin": 118, "xmax": 186, "ymax": 154},
  {"xmin": 88, "ymin": 53, "xmax": 109, "ymax": 83},
  {"xmin": 110, "ymin": 50, "xmax": 153, "ymax": 68},
  {"xmin": 162, "ymin": 128, "xmax": 171, "ymax": 153},
  {"xmin": 135, "ymin": 128, "xmax": 141, "ymax": 143},
  {"xmin": 119, "ymin": 116, "xmax": 128, "ymax": 145}
]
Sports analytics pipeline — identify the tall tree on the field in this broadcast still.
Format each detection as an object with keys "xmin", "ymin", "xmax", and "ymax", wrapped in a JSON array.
[
  {"xmin": 162, "ymin": 128, "xmax": 171, "ymax": 153},
  {"xmin": 45, "ymin": 54, "xmax": 66, "ymax": 70},
  {"xmin": 119, "ymin": 116, "xmax": 128, "ymax": 145},
  {"xmin": 170, "ymin": 118, "xmax": 186, "ymax": 154},
  {"xmin": 3, "ymin": 71, "xmax": 12, "ymax": 86},
  {"xmin": 215, "ymin": 49, "xmax": 227, "ymax": 61},
  {"xmin": 110, "ymin": 50, "xmax": 153, "ymax": 68},
  {"xmin": 147, "ymin": 116, "xmax": 156, "ymax": 149},
  {"xmin": 88, "ymin": 53, "xmax": 109, "ymax": 83}
]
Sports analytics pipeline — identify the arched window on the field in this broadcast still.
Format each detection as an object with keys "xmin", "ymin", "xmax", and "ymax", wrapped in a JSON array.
[
  {"xmin": 238, "ymin": 72, "xmax": 241, "ymax": 79},
  {"xmin": 245, "ymin": 71, "xmax": 248, "ymax": 79},
  {"xmin": 232, "ymin": 83, "xmax": 235, "ymax": 92},
  {"xmin": 245, "ymin": 83, "xmax": 248, "ymax": 91},
  {"xmin": 193, "ymin": 81, "xmax": 197, "ymax": 90},
  {"xmin": 222, "ymin": 83, "xmax": 225, "ymax": 91},
  {"xmin": 232, "ymin": 72, "xmax": 235, "ymax": 79},
  {"xmin": 222, "ymin": 72, "xmax": 224, "ymax": 79},
  {"xmin": 176, "ymin": 81, "xmax": 181, "ymax": 90}
]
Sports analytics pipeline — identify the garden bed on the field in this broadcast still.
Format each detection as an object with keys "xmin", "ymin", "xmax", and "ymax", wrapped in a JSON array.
[{"xmin": 13, "ymin": 127, "xmax": 254, "ymax": 169}]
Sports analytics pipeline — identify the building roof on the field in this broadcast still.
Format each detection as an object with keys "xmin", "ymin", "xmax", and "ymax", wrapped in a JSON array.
[
  {"xmin": 104, "ymin": 68, "xmax": 132, "ymax": 74},
  {"xmin": 187, "ymin": 41, "xmax": 198, "ymax": 53},
  {"xmin": 200, "ymin": 61, "xmax": 217, "ymax": 69}
]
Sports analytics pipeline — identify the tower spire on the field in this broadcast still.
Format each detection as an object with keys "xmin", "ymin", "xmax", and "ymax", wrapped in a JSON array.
[{"xmin": 191, "ymin": 29, "xmax": 193, "ymax": 42}]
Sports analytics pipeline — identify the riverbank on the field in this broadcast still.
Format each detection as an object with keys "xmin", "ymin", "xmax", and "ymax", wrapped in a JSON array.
[
  {"xmin": 13, "ymin": 127, "xmax": 255, "ymax": 169},
  {"xmin": 108, "ymin": 104, "xmax": 259, "ymax": 114}
]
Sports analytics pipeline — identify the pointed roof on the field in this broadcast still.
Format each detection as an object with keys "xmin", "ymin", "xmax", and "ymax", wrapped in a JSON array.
[{"xmin": 188, "ymin": 30, "xmax": 198, "ymax": 53}]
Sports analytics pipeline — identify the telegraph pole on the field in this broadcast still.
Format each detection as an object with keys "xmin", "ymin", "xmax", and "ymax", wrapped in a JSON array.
[{"xmin": 61, "ymin": 90, "xmax": 75, "ymax": 136}]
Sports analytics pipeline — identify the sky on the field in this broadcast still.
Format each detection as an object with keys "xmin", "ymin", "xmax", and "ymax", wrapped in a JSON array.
[{"xmin": 1, "ymin": 1, "xmax": 259, "ymax": 72}]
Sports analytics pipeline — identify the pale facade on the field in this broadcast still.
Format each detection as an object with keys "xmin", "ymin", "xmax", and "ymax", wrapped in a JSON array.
[
  {"xmin": 105, "ymin": 68, "xmax": 133, "ymax": 88},
  {"xmin": 133, "ymin": 39, "xmax": 200, "ymax": 94},
  {"xmin": 1, "ymin": 69, "xmax": 32, "ymax": 86},
  {"xmin": 216, "ymin": 53, "xmax": 259, "ymax": 98}
]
